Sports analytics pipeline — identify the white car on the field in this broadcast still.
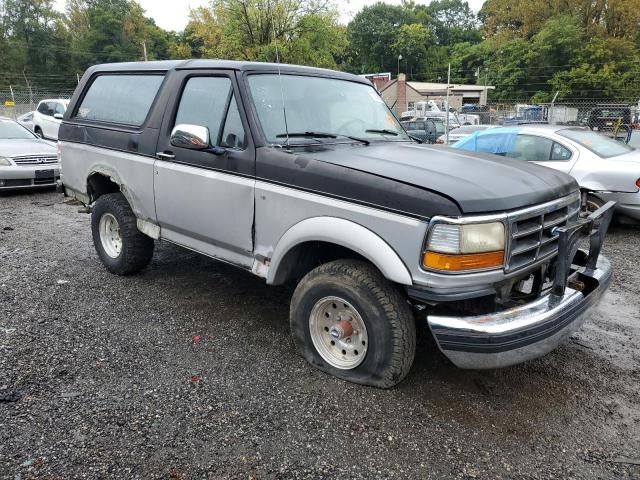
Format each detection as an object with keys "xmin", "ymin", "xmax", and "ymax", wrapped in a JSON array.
[
  {"xmin": 435, "ymin": 124, "xmax": 498, "ymax": 145},
  {"xmin": 0, "ymin": 117, "xmax": 59, "ymax": 190},
  {"xmin": 17, "ymin": 111, "xmax": 35, "ymax": 131},
  {"xmin": 454, "ymin": 124, "xmax": 640, "ymax": 222},
  {"xmin": 33, "ymin": 99, "xmax": 69, "ymax": 140}
]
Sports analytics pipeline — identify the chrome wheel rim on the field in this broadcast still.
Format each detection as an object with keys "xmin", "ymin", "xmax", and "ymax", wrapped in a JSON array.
[
  {"xmin": 99, "ymin": 213, "xmax": 122, "ymax": 258},
  {"xmin": 309, "ymin": 296, "xmax": 368, "ymax": 370}
]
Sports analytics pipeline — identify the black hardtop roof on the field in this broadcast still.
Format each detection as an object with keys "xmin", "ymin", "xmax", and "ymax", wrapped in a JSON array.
[{"xmin": 85, "ymin": 59, "xmax": 370, "ymax": 84}]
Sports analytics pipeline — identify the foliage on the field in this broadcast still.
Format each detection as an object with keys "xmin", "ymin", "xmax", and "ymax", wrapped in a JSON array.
[
  {"xmin": 2, "ymin": 0, "xmax": 640, "ymax": 100},
  {"xmin": 174, "ymin": 0, "xmax": 345, "ymax": 68}
]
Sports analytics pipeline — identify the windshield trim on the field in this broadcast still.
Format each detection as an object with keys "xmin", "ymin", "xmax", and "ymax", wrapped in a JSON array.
[
  {"xmin": 243, "ymin": 71, "xmax": 412, "ymax": 147},
  {"xmin": 557, "ymin": 127, "xmax": 633, "ymax": 159}
]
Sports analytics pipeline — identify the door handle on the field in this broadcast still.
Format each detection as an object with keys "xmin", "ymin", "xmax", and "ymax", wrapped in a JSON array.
[{"xmin": 156, "ymin": 151, "xmax": 176, "ymax": 160}]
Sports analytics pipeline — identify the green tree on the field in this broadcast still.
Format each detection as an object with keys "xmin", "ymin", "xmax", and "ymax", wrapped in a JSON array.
[
  {"xmin": 181, "ymin": 0, "xmax": 345, "ymax": 67},
  {"xmin": 391, "ymin": 23, "xmax": 433, "ymax": 75},
  {"xmin": 347, "ymin": 3, "xmax": 419, "ymax": 74},
  {"xmin": 426, "ymin": 0, "xmax": 480, "ymax": 45}
]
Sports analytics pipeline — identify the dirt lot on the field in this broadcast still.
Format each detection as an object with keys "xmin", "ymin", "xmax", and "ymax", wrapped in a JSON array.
[{"xmin": 1, "ymin": 190, "xmax": 639, "ymax": 479}]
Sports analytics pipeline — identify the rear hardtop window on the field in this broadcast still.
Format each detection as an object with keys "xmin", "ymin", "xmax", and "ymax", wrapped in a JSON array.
[
  {"xmin": 558, "ymin": 128, "xmax": 633, "ymax": 158},
  {"xmin": 75, "ymin": 73, "xmax": 164, "ymax": 126}
]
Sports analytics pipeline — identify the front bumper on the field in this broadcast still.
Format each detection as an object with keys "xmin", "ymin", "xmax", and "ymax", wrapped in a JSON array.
[
  {"xmin": 0, "ymin": 164, "xmax": 60, "ymax": 190},
  {"xmin": 426, "ymin": 201, "xmax": 616, "ymax": 369}
]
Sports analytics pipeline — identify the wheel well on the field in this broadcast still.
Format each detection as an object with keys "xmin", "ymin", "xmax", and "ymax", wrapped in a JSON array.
[
  {"xmin": 271, "ymin": 241, "xmax": 367, "ymax": 285},
  {"xmin": 87, "ymin": 173, "xmax": 120, "ymax": 202}
]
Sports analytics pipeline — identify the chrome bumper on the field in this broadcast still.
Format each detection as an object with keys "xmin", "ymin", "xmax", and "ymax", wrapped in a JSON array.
[{"xmin": 427, "ymin": 201, "xmax": 616, "ymax": 369}]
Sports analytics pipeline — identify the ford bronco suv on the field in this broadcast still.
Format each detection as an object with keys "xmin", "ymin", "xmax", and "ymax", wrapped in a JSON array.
[{"xmin": 58, "ymin": 60, "xmax": 615, "ymax": 388}]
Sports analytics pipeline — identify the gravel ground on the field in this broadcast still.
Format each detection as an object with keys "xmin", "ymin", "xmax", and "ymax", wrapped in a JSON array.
[{"xmin": 1, "ymin": 190, "xmax": 639, "ymax": 479}]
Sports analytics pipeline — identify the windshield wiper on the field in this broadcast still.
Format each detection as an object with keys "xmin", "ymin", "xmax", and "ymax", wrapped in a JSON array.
[
  {"xmin": 275, "ymin": 131, "xmax": 370, "ymax": 146},
  {"xmin": 365, "ymin": 129, "xmax": 399, "ymax": 136}
]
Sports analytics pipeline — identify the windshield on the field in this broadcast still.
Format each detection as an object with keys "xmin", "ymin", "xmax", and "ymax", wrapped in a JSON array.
[
  {"xmin": 0, "ymin": 119, "xmax": 36, "ymax": 139},
  {"xmin": 248, "ymin": 74, "xmax": 410, "ymax": 144},
  {"xmin": 557, "ymin": 128, "xmax": 633, "ymax": 158}
]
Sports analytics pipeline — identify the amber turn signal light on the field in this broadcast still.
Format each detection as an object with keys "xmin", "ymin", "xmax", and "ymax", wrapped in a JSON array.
[{"xmin": 423, "ymin": 250, "xmax": 504, "ymax": 272}]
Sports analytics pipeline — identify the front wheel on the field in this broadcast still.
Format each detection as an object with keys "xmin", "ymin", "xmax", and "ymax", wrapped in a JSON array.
[
  {"xmin": 91, "ymin": 192, "xmax": 154, "ymax": 275},
  {"xmin": 290, "ymin": 260, "xmax": 416, "ymax": 388},
  {"xmin": 584, "ymin": 193, "xmax": 605, "ymax": 215}
]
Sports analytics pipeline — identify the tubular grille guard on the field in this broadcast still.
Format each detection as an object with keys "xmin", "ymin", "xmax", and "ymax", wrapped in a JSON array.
[
  {"xmin": 506, "ymin": 195, "xmax": 581, "ymax": 272},
  {"xmin": 552, "ymin": 201, "xmax": 616, "ymax": 297}
]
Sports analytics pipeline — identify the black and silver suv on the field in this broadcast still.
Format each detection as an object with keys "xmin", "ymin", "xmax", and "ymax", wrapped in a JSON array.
[{"xmin": 58, "ymin": 60, "xmax": 615, "ymax": 387}]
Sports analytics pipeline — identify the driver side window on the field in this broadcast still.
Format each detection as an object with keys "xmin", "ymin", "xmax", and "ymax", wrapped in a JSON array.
[
  {"xmin": 175, "ymin": 77, "xmax": 231, "ymax": 146},
  {"xmin": 174, "ymin": 76, "xmax": 246, "ymax": 150}
]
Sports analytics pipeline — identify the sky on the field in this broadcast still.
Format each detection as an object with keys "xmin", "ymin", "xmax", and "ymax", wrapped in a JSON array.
[{"xmin": 54, "ymin": 0, "xmax": 487, "ymax": 32}]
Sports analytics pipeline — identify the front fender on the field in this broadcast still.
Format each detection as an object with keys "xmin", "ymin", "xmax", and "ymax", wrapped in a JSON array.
[{"xmin": 267, "ymin": 217, "xmax": 413, "ymax": 286}]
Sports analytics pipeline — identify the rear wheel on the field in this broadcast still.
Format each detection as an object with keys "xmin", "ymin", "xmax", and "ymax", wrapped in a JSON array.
[
  {"xmin": 290, "ymin": 259, "xmax": 416, "ymax": 388},
  {"xmin": 91, "ymin": 192, "xmax": 154, "ymax": 275}
]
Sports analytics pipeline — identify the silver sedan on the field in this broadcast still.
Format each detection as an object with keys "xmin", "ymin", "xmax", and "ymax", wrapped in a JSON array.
[
  {"xmin": 0, "ymin": 117, "xmax": 60, "ymax": 191},
  {"xmin": 454, "ymin": 124, "xmax": 640, "ymax": 222}
]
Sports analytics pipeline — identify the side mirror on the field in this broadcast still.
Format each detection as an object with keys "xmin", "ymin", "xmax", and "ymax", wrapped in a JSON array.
[
  {"xmin": 170, "ymin": 124, "xmax": 210, "ymax": 150},
  {"xmin": 53, "ymin": 113, "xmax": 64, "ymax": 120}
]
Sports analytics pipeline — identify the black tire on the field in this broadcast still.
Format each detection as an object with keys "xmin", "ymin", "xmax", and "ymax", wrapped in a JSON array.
[
  {"xmin": 290, "ymin": 259, "xmax": 416, "ymax": 388},
  {"xmin": 91, "ymin": 192, "xmax": 154, "ymax": 275}
]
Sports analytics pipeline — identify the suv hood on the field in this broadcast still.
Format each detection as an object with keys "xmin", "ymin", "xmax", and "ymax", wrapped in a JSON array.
[
  {"xmin": 0, "ymin": 139, "xmax": 57, "ymax": 157},
  {"xmin": 302, "ymin": 143, "xmax": 577, "ymax": 214}
]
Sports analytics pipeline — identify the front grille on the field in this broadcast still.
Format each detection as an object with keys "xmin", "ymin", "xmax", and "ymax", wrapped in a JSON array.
[
  {"xmin": 12, "ymin": 154, "xmax": 58, "ymax": 166},
  {"xmin": 506, "ymin": 194, "xmax": 581, "ymax": 272}
]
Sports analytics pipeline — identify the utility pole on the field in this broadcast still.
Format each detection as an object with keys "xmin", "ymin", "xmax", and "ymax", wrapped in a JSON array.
[
  {"xmin": 445, "ymin": 63, "xmax": 451, "ymax": 145},
  {"xmin": 9, "ymin": 84, "xmax": 16, "ymax": 120},
  {"xmin": 142, "ymin": 41, "xmax": 148, "ymax": 61},
  {"xmin": 22, "ymin": 71, "xmax": 33, "ymax": 111}
]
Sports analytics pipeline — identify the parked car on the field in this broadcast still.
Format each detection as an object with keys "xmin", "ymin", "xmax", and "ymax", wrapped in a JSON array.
[
  {"xmin": 33, "ymin": 98, "xmax": 69, "ymax": 140},
  {"xmin": 454, "ymin": 125, "xmax": 640, "ymax": 222},
  {"xmin": 17, "ymin": 111, "xmax": 35, "ymax": 131},
  {"xmin": 435, "ymin": 124, "xmax": 497, "ymax": 145},
  {"xmin": 587, "ymin": 106, "xmax": 632, "ymax": 132},
  {"xmin": 400, "ymin": 119, "xmax": 445, "ymax": 143},
  {"xmin": 59, "ymin": 60, "xmax": 613, "ymax": 388},
  {"xmin": 0, "ymin": 116, "xmax": 59, "ymax": 190}
]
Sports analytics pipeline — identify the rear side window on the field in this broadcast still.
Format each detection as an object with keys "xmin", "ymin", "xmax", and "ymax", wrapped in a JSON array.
[{"xmin": 75, "ymin": 74, "xmax": 164, "ymax": 126}]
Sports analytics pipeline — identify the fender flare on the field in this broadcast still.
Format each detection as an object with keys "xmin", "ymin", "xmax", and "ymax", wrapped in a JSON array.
[
  {"xmin": 267, "ymin": 217, "xmax": 413, "ymax": 286},
  {"xmin": 86, "ymin": 166, "xmax": 139, "ymax": 213}
]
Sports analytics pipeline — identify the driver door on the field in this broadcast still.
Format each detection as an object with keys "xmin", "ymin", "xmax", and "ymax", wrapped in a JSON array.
[{"xmin": 154, "ymin": 71, "xmax": 255, "ymax": 268}]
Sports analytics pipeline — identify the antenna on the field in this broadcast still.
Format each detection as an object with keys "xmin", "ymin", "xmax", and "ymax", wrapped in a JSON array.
[{"xmin": 269, "ymin": 2, "xmax": 290, "ymax": 147}]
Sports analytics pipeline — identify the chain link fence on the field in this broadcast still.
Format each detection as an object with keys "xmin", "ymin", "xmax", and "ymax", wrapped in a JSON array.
[
  {"xmin": 432, "ymin": 98, "xmax": 640, "ymax": 144},
  {"xmin": 0, "ymin": 86, "xmax": 76, "ymax": 119},
  {"xmin": 464, "ymin": 98, "xmax": 636, "ymax": 127}
]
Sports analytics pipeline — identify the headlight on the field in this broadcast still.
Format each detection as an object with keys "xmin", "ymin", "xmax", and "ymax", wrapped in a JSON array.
[
  {"xmin": 423, "ymin": 222, "xmax": 505, "ymax": 272},
  {"xmin": 0, "ymin": 157, "xmax": 11, "ymax": 166}
]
